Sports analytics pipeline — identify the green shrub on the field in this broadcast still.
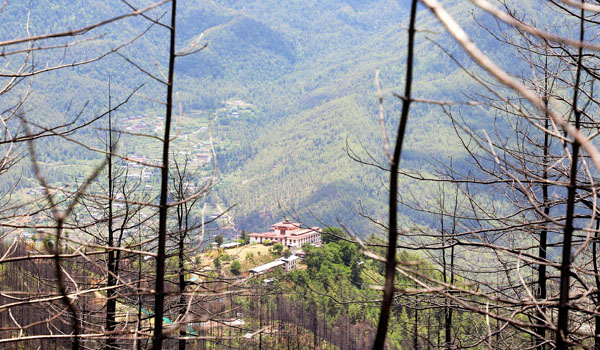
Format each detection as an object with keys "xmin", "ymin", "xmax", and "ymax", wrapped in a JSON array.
[
  {"xmin": 271, "ymin": 243, "xmax": 284, "ymax": 255},
  {"xmin": 230, "ymin": 260, "xmax": 242, "ymax": 275}
]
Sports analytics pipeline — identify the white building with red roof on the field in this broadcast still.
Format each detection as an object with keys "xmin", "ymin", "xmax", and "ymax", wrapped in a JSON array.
[{"xmin": 249, "ymin": 220, "xmax": 321, "ymax": 248}]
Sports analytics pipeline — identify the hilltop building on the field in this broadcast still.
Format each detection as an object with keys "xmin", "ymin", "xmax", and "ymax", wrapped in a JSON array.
[{"xmin": 248, "ymin": 220, "xmax": 321, "ymax": 248}]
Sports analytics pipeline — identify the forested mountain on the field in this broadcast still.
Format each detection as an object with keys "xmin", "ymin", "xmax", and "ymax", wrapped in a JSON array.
[
  {"xmin": 0, "ymin": 0, "xmax": 534, "ymax": 234},
  {"xmin": 3, "ymin": 1, "xmax": 600, "ymax": 349}
]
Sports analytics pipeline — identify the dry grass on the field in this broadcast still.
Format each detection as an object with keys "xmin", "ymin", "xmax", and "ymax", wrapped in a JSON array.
[{"xmin": 196, "ymin": 243, "xmax": 281, "ymax": 274}]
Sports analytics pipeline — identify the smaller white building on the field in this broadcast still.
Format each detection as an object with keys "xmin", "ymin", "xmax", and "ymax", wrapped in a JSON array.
[
  {"xmin": 248, "ymin": 255, "xmax": 300, "ymax": 275},
  {"xmin": 221, "ymin": 242, "xmax": 241, "ymax": 249},
  {"xmin": 248, "ymin": 260, "xmax": 285, "ymax": 275},
  {"xmin": 279, "ymin": 255, "xmax": 299, "ymax": 272}
]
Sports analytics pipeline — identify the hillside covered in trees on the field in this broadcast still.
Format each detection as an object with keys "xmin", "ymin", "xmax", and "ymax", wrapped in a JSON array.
[
  {"xmin": 0, "ymin": 0, "xmax": 535, "ymax": 233},
  {"xmin": 2, "ymin": 0, "xmax": 600, "ymax": 349}
]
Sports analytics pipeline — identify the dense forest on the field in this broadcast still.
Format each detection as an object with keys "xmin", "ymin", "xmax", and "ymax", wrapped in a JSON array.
[{"xmin": 2, "ymin": 0, "xmax": 600, "ymax": 349}]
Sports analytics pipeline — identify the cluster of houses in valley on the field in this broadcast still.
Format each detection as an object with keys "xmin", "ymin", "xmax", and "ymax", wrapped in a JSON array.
[
  {"xmin": 245, "ymin": 220, "xmax": 322, "ymax": 276},
  {"xmin": 120, "ymin": 114, "xmax": 163, "ymax": 133},
  {"xmin": 121, "ymin": 114, "xmax": 213, "ymax": 167}
]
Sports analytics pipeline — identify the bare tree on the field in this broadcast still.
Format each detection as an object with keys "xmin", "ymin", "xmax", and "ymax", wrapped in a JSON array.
[{"xmin": 364, "ymin": 1, "xmax": 600, "ymax": 349}]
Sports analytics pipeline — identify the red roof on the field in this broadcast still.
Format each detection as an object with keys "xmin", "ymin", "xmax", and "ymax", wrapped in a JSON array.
[
  {"xmin": 249, "ymin": 231, "xmax": 320, "ymax": 238},
  {"xmin": 249, "ymin": 223, "xmax": 322, "ymax": 240}
]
